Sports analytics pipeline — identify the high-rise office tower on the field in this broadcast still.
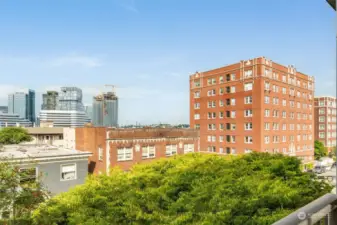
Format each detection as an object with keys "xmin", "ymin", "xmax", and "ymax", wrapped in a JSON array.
[
  {"xmin": 8, "ymin": 89, "xmax": 35, "ymax": 123},
  {"xmin": 314, "ymin": 96, "xmax": 337, "ymax": 151},
  {"xmin": 92, "ymin": 92, "xmax": 118, "ymax": 127},
  {"xmin": 189, "ymin": 57, "xmax": 315, "ymax": 164},
  {"xmin": 0, "ymin": 106, "xmax": 8, "ymax": 113},
  {"xmin": 42, "ymin": 91, "xmax": 59, "ymax": 110},
  {"xmin": 84, "ymin": 105, "xmax": 93, "ymax": 122},
  {"xmin": 39, "ymin": 87, "xmax": 90, "ymax": 127},
  {"xmin": 56, "ymin": 87, "xmax": 85, "ymax": 111}
]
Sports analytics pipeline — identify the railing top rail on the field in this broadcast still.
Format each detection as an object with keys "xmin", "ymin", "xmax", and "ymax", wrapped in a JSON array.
[{"xmin": 272, "ymin": 193, "xmax": 337, "ymax": 225}]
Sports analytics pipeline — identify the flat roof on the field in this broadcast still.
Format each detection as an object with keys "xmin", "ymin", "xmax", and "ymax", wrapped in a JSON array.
[
  {"xmin": 0, "ymin": 144, "xmax": 91, "ymax": 161},
  {"xmin": 26, "ymin": 127, "xmax": 64, "ymax": 135}
]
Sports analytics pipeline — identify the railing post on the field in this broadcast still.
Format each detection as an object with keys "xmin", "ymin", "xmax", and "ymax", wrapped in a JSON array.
[{"xmin": 329, "ymin": 206, "xmax": 337, "ymax": 225}]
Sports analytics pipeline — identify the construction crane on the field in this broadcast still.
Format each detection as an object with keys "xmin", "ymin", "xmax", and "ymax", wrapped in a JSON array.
[{"xmin": 104, "ymin": 85, "xmax": 117, "ymax": 95}]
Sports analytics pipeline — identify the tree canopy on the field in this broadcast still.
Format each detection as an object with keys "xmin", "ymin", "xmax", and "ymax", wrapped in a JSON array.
[
  {"xmin": 0, "ymin": 158, "xmax": 48, "ymax": 224},
  {"xmin": 32, "ymin": 153, "xmax": 332, "ymax": 225},
  {"xmin": 314, "ymin": 140, "xmax": 328, "ymax": 160},
  {"xmin": 0, "ymin": 127, "xmax": 32, "ymax": 145}
]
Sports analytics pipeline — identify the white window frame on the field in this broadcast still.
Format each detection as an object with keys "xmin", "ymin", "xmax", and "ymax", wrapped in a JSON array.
[
  {"xmin": 142, "ymin": 145, "xmax": 156, "ymax": 159},
  {"xmin": 117, "ymin": 147, "xmax": 133, "ymax": 161},
  {"xmin": 183, "ymin": 144, "xmax": 194, "ymax": 154},
  {"xmin": 166, "ymin": 144, "xmax": 178, "ymax": 156},
  {"xmin": 60, "ymin": 163, "xmax": 77, "ymax": 181}
]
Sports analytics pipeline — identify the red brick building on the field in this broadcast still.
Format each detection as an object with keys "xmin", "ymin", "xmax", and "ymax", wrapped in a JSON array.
[
  {"xmin": 314, "ymin": 96, "xmax": 337, "ymax": 151},
  {"xmin": 75, "ymin": 127, "xmax": 199, "ymax": 174},
  {"xmin": 190, "ymin": 56, "xmax": 315, "ymax": 164}
]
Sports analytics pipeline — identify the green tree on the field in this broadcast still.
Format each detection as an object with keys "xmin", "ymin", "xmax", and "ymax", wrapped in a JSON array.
[
  {"xmin": 0, "ymin": 158, "xmax": 48, "ymax": 224},
  {"xmin": 314, "ymin": 140, "xmax": 328, "ymax": 160},
  {"xmin": 32, "ymin": 153, "xmax": 332, "ymax": 225},
  {"xmin": 0, "ymin": 127, "xmax": 32, "ymax": 145}
]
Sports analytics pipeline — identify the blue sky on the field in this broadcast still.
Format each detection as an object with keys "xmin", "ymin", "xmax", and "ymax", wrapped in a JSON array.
[{"xmin": 0, "ymin": 0, "xmax": 335, "ymax": 125}]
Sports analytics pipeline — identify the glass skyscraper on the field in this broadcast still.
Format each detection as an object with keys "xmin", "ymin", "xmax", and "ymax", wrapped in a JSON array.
[
  {"xmin": 92, "ymin": 92, "xmax": 118, "ymax": 127},
  {"xmin": 56, "ymin": 87, "xmax": 85, "ymax": 111},
  {"xmin": 8, "ymin": 89, "xmax": 35, "ymax": 123}
]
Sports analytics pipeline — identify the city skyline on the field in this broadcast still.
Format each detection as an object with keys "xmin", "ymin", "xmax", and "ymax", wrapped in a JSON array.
[{"xmin": 0, "ymin": 0, "xmax": 335, "ymax": 124}]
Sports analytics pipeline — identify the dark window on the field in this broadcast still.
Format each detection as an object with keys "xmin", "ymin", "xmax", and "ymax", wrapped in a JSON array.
[
  {"xmin": 226, "ymin": 123, "xmax": 230, "ymax": 130},
  {"xmin": 226, "ymin": 135, "xmax": 230, "ymax": 142},
  {"xmin": 226, "ymin": 111, "xmax": 230, "ymax": 118},
  {"xmin": 226, "ymin": 147, "xmax": 231, "ymax": 154},
  {"xmin": 226, "ymin": 74, "xmax": 231, "ymax": 81},
  {"xmin": 226, "ymin": 99, "xmax": 230, "ymax": 106},
  {"xmin": 226, "ymin": 86, "xmax": 231, "ymax": 93}
]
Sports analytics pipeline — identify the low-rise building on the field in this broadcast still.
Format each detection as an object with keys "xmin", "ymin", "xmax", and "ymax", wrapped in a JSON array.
[
  {"xmin": 72, "ymin": 127, "xmax": 200, "ymax": 173},
  {"xmin": 25, "ymin": 127, "xmax": 64, "ymax": 147},
  {"xmin": 0, "ymin": 113, "xmax": 32, "ymax": 128},
  {"xmin": 0, "ymin": 144, "xmax": 92, "ymax": 196}
]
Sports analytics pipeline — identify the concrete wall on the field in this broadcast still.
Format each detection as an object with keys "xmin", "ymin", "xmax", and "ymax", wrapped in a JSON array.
[
  {"xmin": 38, "ymin": 159, "xmax": 89, "ymax": 196},
  {"xmin": 64, "ymin": 127, "xmax": 76, "ymax": 149}
]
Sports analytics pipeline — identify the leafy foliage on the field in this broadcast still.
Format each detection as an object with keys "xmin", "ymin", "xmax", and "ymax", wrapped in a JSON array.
[
  {"xmin": 0, "ymin": 158, "xmax": 48, "ymax": 222},
  {"xmin": 314, "ymin": 140, "xmax": 328, "ymax": 160},
  {"xmin": 0, "ymin": 127, "xmax": 32, "ymax": 145},
  {"xmin": 32, "ymin": 153, "xmax": 332, "ymax": 225}
]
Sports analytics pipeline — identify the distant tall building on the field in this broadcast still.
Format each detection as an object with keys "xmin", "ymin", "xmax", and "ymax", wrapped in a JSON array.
[
  {"xmin": 314, "ymin": 96, "xmax": 337, "ymax": 150},
  {"xmin": 92, "ymin": 92, "xmax": 118, "ymax": 127},
  {"xmin": 8, "ymin": 89, "xmax": 35, "ymax": 123},
  {"xmin": 84, "ymin": 105, "xmax": 93, "ymax": 122},
  {"xmin": 0, "ymin": 106, "xmax": 8, "ymax": 113},
  {"xmin": 57, "ymin": 87, "xmax": 84, "ymax": 111},
  {"xmin": 42, "ymin": 91, "xmax": 59, "ymax": 110},
  {"xmin": 39, "ymin": 87, "xmax": 90, "ymax": 128}
]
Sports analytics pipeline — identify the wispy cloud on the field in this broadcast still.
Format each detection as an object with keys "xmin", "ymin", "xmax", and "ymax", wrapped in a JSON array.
[{"xmin": 116, "ymin": 0, "xmax": 138, "ymax": 13}]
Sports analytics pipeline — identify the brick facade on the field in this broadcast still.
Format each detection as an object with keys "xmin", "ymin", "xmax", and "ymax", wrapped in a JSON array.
[
  {"xmin": 75, "ymin": 127, "xmax": 200, "ymax": 174},
  {"xmin": 190, "ymin": 56, "xmax": 315, "ymax": 163}
]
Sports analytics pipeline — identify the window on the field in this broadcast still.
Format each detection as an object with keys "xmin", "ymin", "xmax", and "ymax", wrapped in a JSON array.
[
  {"xmin": 219, "ymin": 76, "xmax": 224, "ymax": 83},
  {"xmin": 282, "ymin": 87, "xmax": 287, "ymax": 94},
  {"xmin": 231, "ymin": 86, "xmax": 236, "ymax": 93},
  {"xmin": 226, "ymin": 74, "xmax": 231, "ymax": 81},
  {"xmin": 272, "ymin": 110, "xmax": 279, "ymax": 118},
  {"xmin": 219, "ymin": 111, "xmax": 224, "ymax": 119},
  {"xmin": 319, "ymin": 116, "xmax": 325, "ymax": 122},
  {"xmin": 207, "ymin": 89, "xmax": 216, "ymax": 96},
  {"xmin": 244, "ymin": 149, "xmax": 252, "ymax": 154},
  {"xmin": 194, "ymin": 80, "xmax": 200, "ymax": 87},
  {"xmin": 264, "ymin": 109, "xmax": 270, "ymax": 117},
  {"xmin": 319, "ymin": 101, "xmax": 324, "ymax": 106},
  {"xmin": 231, "ymin": 74, "xmax": 236, "ymax": 81},
  {"xmin": 245, "ymin": 96, "xmax": 252, "ymax": 104},
  {"xmin": 264, "ymin": 82, "xmax": 270, "ymax": 90},
  {"xmin": 244, "ymin": 70, "xmax": 253, "ymax": 78},
  {"xmin": 219, "ymin": 100, "xmax": 224, "ymax": 107},
  {"xmin": 245, "ymin": 136, "xmax": 253, "ymax": 144},
  {"xmin": 273, "ymin": 136, "xmax": 279, "ymax": 143},
  {"xmin": 231, "ymin": 111, "xmax": 236, "ymax": 118},
  {"xmin": 231, "ymin": 98, "xmax": 236, "ymax": 106},
  {"xmin": 98, "ymin": 147, "xmax": 103, "ymax": 161},
  {"xmin": 297, "ymin": 102, "xmax": 301, "ymax": 109},
  {"xmin": 194, "ymin": 91, "xmax": 200, "ymax": 98},
  {"xmin": 208, "ymin": 146, "xmax": 216, "ymax": 152},
  {"xmin": 166, "ymin": 145, "xmax": 177, "ymax": 156},
  {"xmin": 219, "ymin": 87, "xmax": 224, "ymax": 95},
  {"xmin": 219, "ymin": 123, "xmax": 224, "ymax": 130},
  {"xmin": 226, "ymin": 99, "xmax": 231, "ymax": 106},
  {"xmin": 219, "ymin": 136, "xmax": 224, "ymax": 142},
  {"xmin": 282, "ymin": 111, "xmax": 286, "ymax": 118},
  {"xmin": 319, "ymin": 109, "xmax": 325, "ymax": 115},
  {"xmin": 194, "ymin": 103, "xmax": 200, "ymax": 109},
  {"xmin": 272, "ymin": 123, "xmax": 279, "ymax": 130},
  {"xmin": 273, "ymin": 97, "xmax": 279, "ymax": 105},
  {"xmin": 282, "ymin": 75, "xmax": 287, "ymax": 82},
  {"xmin": 264, "ymin": 96, "xmax": 270, "ymax": 104},
  {"xmin": 195, "ymin": 124, "xmax": 200, "ymax": 129},
  {"xmin": 244, "ymin": 82, "xmax": 253, "ymax": 91},
  {"xmin": 226, "ymin": 86, "xmax": 231, "ymax": 93},
  {"xmin": 194, "ymin": 114, "xmax": 200, "ymax": 120},
  {"xmin": 231, "ymin": 124, "xmax": 236, "ymax": 130},
  {"xmin": 282, "ymin": 136, "xmax": 286, "ymax": 142},
  {"xmin": 244, "ymin": 109, "xmax": 253, "ymax": 117},
  {"xmin": 245, "ymin": 123, "xmax": 253, "ymax": 130},
  {"xmin": 319, "ymin": 132, "xmax": 325, "ymax": 138},
  {"xmin": 264, "ymin": 136, "xmax": 270, "ymax": 144},
  {"xmin": 60, "ymin": 164, "xmax": 76, "ymax": 181},
  {"xmin": 142, "ymin": 146, "xmax": 156, "ymax": 159},
  {"xmin": 183, "ymin": 144, "xmax": 194, "ymax": 154},
  {"xmin": 117, "ymin": 147, "xmax": 133, "ymax": 161},
  {"xmin": 264, "ymin": 123, "xmax": 270, "ymax": 130},
  {"xmin": 208, "ymin": 124, "xmax": 216, "ymax": 130},
  {"xmin": 282, "ymin": 124, "xmax": 286, "ymax": 130},
  {"xmin": 319, "ymin": 124, "xmax": 325, "ymax": 130}
]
